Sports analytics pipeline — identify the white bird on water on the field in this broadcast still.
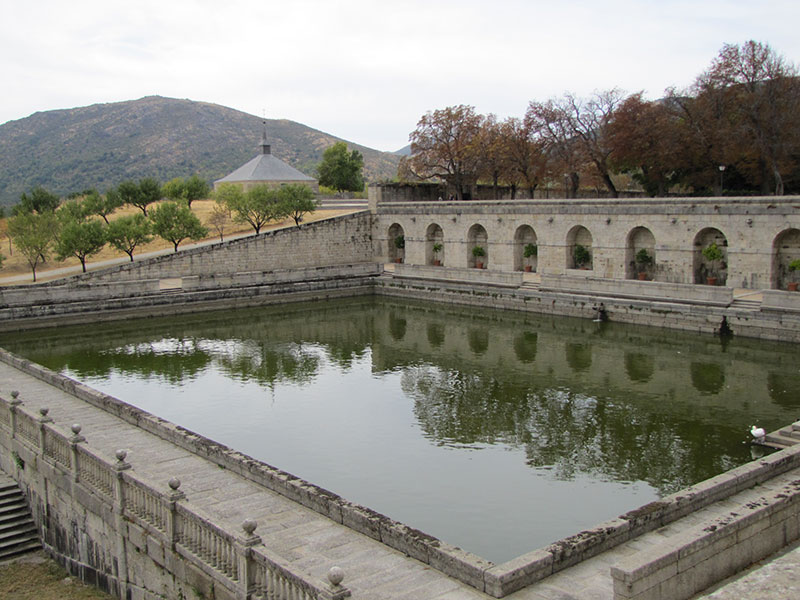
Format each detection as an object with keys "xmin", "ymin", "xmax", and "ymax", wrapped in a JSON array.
[{"xmin": 750, "ymin": 425, "xmax": 766, "ymax": 443}]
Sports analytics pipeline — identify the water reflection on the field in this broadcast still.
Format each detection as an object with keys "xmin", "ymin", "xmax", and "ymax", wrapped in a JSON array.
[{"xmin": 3, "ymin": 297, "xmax": 798, "ymax": 562}]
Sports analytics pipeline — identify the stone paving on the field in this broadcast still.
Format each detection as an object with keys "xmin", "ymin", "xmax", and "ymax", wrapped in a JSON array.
[{"xmin": 2, "ymin": 359, "xmax": 798, "ymax": 600}]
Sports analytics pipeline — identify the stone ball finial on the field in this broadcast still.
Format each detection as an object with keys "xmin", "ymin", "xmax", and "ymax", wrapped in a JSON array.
[
  {"xmin": 11, "ymin": 390, "xmax": 19, "ymax": 399},
  {"xmin": 71, "ymin": 423, "xmax": 82, "ymax": 435},
  {"xmin": 115, "ymin": 449, "xmax": 128, "ymax": 462},
  {"xmin": 39, "ymin": 407, "xmax": 49, "ymax": 417},
  {"xmin": 168, "ymin": 477, "xmax": 181, "ymax": 491},
  {"xmin": 242, "ymin": 519, "xmax": 257, "ymax": 536},
  {"xmin": 327, "ymin": 566, "xmax": 344, "ymax": 587}
]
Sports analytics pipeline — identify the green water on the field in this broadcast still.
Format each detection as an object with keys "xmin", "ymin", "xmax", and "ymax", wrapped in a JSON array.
[{"xmin": 3, "ymin": 297, "xmax": 799, "ymax": 563}]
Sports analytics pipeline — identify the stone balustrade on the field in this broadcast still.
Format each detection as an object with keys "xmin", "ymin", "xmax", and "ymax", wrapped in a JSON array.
[{"xmin": 0, "ymin": 392, "xmax": 351, "ymax": 600}]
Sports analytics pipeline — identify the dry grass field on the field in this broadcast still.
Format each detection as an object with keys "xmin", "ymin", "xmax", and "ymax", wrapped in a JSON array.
[
  {"xmin": 0, "ymin": 553, "xmax": 113, "ymax": 600},
  {"xmin": 0, "ymin": 200, "xmax": 355, "ymax": 284}
]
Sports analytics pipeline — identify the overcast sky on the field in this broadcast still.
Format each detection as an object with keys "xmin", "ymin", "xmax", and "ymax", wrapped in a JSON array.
[{"xmin": 2, "ymin": 0, "xmax": 799, "ymax": 152}]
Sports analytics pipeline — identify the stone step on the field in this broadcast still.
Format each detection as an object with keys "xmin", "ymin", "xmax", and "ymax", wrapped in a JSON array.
[
  {"xmin": 0, "ymin": 475, "xmax": 40, "ymax": 560},
  {"xmin": 779, "ymin": 428, "xmax": 800, "ymax": 440}
]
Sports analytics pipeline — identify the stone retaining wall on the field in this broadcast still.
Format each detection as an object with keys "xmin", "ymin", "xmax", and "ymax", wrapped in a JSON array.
[{"xmin": 610, "ymin": 465, "xmax": 800, "ymax": 600}]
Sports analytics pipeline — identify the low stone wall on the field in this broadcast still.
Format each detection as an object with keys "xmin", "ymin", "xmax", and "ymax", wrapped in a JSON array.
[
  {"xmin": 393, "ymin": 263, "xmax": 524, "ymax": 287},
  {"xmin": 0, "ymin": 264, "xmax": 381, "ymax": 330},
  {"xmin": 539, "ymin": 274, "xmax": 734, "ymax": 306},
  {"xmin": 761, "ymin": 289, "xmax": 800, "ymax": 312},
  {"xmin": 610, "ymin": 462, "xmax": 800, "ymax": 600}
]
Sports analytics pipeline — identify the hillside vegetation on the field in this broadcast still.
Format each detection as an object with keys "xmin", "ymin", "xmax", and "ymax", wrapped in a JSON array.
[{"xmin": 0, "ymin": 96, "xmax": 400, "ymax": 207}]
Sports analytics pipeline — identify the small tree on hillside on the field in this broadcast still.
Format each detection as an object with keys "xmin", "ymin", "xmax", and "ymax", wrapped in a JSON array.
[
  {"xmin": 83, "ymin": 188, "xmax": 125, "ymax": 224},
  {"xmin": 54, "ymin": 217, "xmax": 107, "ymax": 273},
  {"xmin": 8, "ymin": 211, "xmax": 59, "ymax": 281},
  {"xmin": 208, "ymin": 203, "xmax": 231, "ymax": 242},
  {"xmin": 117, "ymin": 178, "xmax": 162, "ymax": 216},
  {"xmin": 106, "ymin": 214, "xmax": 153, "ymax": 261},
  {"xmin": 149, "ymin": 201, "xmax": 208, "ymax": 252},
  {"xmin": 279, "ymin": 184, "xmax": 319, "ymax": 226},
  {"xmin": 163, "ymin": 175, "xmax": 210, "ymax": 207},
  {"xmin": 215, "ymin": 183, "xmax": 287, "ymax": 234},
  {"xmin": 317, "ymin": 142, "xmax": 364, "ymax": 193},
  {"xmin": 14, "ymin": 186, "xmax": 60, "ymax": 215}
]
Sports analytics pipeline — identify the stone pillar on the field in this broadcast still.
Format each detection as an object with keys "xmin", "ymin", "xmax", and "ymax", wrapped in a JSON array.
[
  {"xmin": 165, "ymin": 477, "xmax": 185, "ymax": 551},
  {"xmin": 112, "ymin": 449, "xmax": 132, "ymax": 600},
  {"xmin": 9, "ymin": 391, "xmax": 21, "ymax": 441},
  {"xmin": 37, "ymin": 407, "xmax": 53, "ymax": 450},
  {"xmin": 318, "ymin": 567, "xmax": 352, "ymax": 600},
  {"xmin": 234, "ymin": 519, "xmax": 262, "ymax": 600},
  {"xmin": 69, "ymin": 424, "xmax": 86, "ymax": 483}
]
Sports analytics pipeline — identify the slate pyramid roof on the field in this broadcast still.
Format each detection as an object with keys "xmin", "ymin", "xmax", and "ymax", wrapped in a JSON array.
[{"xmin": 215, "ymin": 124, "xmax": 316, "ymax": 185}]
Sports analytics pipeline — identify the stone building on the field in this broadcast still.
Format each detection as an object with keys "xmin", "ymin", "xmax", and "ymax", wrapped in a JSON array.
[{"xmin": 214, "ymin": 123, "xmax": 319, "ymax": 192}]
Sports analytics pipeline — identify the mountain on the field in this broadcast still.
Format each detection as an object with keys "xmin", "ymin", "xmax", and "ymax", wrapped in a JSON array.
[
  {"xmin": 395, "ymin": 144, "xmax": 412, "ymax": 156},
  {"xmin": 0, "ymin": 96, "xmax": 401, "ymax": 206}
]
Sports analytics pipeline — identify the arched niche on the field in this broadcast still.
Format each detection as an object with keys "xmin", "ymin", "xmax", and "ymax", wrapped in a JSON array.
[
  {"xmin": 426, "ymin": 223, "xmax": 445, "ymax": 266},
  {"xmin": 467, "ymin": 224, "xmax": 488, "ymax": 268},
  {"xmin": 693, "ymin": 228, "xmax": 728, "ymax": 285},
  {"xmin": 566, "ymin": 225, "xmax": 593, "ymax": 270},
  {"xmin": 388, "ymin": 223, "xmax": 405, "ymax": 264},
  {"xmin": 514, "ymin": 225, "xmax": 538, "ymax": 272},
  {"xmin": 626, "ymin": 227, "xmax": 656, "ymax": 280},
  {"xmin": 772, "ymin": 228, "xmax": 800, "ymax": 290}
]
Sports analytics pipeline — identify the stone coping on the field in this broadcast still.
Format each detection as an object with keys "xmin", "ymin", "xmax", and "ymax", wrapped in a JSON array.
[{"xmin": 3, "ymin": 345, "xmax": 800, "ymax": 596}]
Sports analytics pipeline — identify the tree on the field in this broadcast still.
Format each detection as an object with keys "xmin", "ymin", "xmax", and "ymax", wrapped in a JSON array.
[
  {"xmin": 501, "ymin": 117, "xmax": 549, "ymax": 198},
  {"xmin": 8, "ymin": 211, "xmax": 59, "ymax": 281},
  {"xmin": 14, "ymin": 186, "xmax": 60, "ymax": 215},
  {"xmin": 163, "ymin": 175, "xmax": 210, "ymax": 207},
  {"xmin": 54, "ymin": 218, "xmax": 107, "ymax": 273},
  {"xmin": 106, "ymin": 214, "xmax": 153, "ymax": 261},
  {"xmin": 317, "ymin": 142, "xmax": 364, "ymax": 193},
  {"xmin": 215, "ymin": 183, "xmax": 286, "ymax": 234},
  {"xmin": 208, "ymin": 203, "xmax": 231, "ymax": 242},
  {"xmin": 83, "ymin": 188, "xmax": 124, "ymax": 224},
  {"xmin": 525, "ymin": 100, "xmax": 583, "ymax": 198},
  {"xmin": 117, "ymin": 178, "xmax": 162, "ymax": 216},
  {"xmin": 406, "ymin": 105, "xmax": 485, "ymax": 199},
  {"xmin": 699, "ymin": 40, "xmax": 800, "ymax": 195},
  {"xmin": 476, "ymin": 114, "xmax": 511, "ymax": 198},
  {"xmin": 279, "ymin": 184, "xmax": 319, "ymax": 227},
  {"xmin": 607, "ymin": 94, "xmax": 685, "ymax": 196},
  {"xmin": 148, "ymin": 202, "xmax": 208, "ymax": 252}
]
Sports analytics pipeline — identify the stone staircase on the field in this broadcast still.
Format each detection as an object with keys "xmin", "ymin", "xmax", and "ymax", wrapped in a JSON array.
[{"xmin": 0, "ymin": 474, "xmax": 40, "ymax": 560}]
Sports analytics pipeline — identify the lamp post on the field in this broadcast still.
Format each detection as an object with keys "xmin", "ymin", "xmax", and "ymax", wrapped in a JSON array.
[{"xmin": 718, "ymin": 165, "xmax": 726, "ymax": 196}]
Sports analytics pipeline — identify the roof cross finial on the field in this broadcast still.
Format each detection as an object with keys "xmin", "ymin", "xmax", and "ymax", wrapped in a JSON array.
[{"xmin": 260, "ymin": 108, "xmax": 270, "ymax": 155}]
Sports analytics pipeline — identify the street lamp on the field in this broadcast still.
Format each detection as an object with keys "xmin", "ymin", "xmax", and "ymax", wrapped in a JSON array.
[{"xmin": 718, "ymin": 165, "xmax": 726, "ymax": 196}]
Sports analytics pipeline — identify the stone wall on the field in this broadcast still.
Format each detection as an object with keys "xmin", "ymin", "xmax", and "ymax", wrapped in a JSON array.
[
  {"xmin": 64, "ymin": 211, "xmax": 373, "ymax": 284},
  {"xmin": 372, "ymin": 197, "xmax": 800, "ymax": 290}
]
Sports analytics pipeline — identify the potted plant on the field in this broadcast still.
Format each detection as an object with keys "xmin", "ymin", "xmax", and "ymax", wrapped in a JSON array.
[
  {"xmin": 432, "ymin": 242, "xmax": 443, "ymax": 266},
  {"xmin": 393, "ymin": 235, "xmax": 405, "ymax": 263},
  {"xmin": 702, "ymin": 242, "xmax": 724, "ymax": 285},
  {"xmin": 472, "ymin": 245, "xmax": 486, "ymax": 269},
  {"xmin": 635, "ymin": 248, "xmax": 653, "ymax": 280},
  {"xmin": 574, "ymin": 244, "xmax": 591, "ymax": 269},
  {"xmin": 523, "ymin": 243, "xmax": 538, "ymax": 272},
  {"xmin": 788, "ymin": 258, "xmax": 800, "ymax": 291}
]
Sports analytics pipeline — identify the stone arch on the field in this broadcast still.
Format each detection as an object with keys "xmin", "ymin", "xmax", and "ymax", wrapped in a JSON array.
[
  {"xmin": 426, "ymin": 223, "xmax": 445, "ymax": 266},
  {"xmin": 467, "ymin": 224, "xmax": 488, "ymax": 268},
  {"xmin": 514, "ymin": 225, "xmax": 538, "ymax": 272},
  {"xmin": 693, "ymin": 228, "xmax": 728, "ymax": 285},
  {"xmin": 388, "ymin": 223, "xmax": 405, "ymax": 264},
  {"xmin": 772, "ymin": 228, "xmax": 800, "ymax": 290},
  {"xmin": 626, "ymin": 226, "xmax": 656, "ymax": 280},
  {"xmin": 566, "ymin": 225, "xmax": 593, "ymax": 270}
]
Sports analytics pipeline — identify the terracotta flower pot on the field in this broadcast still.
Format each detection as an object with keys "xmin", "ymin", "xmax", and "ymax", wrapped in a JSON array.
[
  {"xmin": 706, "ymin": 277, "xmax": 717, "ymax": 286},
  {"xmin": 524, "ymin": 265, "xmax": 532, "ymax": 272},
  {"xmin": 395, "ymin": 258, "xmax": 403, "ymax": 264},
  {"xmin": 475, "ymin": 262, "xmax": 484, "ymax": 269},
  {"xmin": 788, "ymin": 282, "xmax": 799, "ymax": 291},
  {"xmin": 433, "ymin": 259, "xmax": 441, "ymax": 266},
  {"xmin": 638, "ymin": 272, "xmax": 648, "ymax": 281}
]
